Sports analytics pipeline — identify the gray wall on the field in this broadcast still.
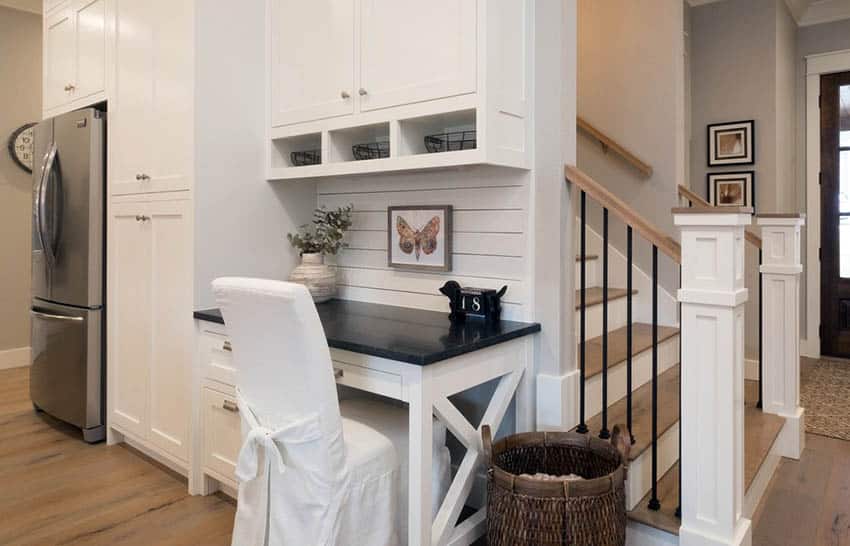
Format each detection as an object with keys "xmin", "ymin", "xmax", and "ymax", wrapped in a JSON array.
[
  {"xmin": 193, "ymin": 1, "xmax": 316, "ymax": 309},
  {"xmin": 689, "ymin": 0, "xmax": 796, "ymax": 359},
  {"xmin": 0, "ymin": 7, "xmax": 40, "ymax": 351},
  {"xmin": 577, "ymin": 0, "xmax": 685, "ymax": 292}
]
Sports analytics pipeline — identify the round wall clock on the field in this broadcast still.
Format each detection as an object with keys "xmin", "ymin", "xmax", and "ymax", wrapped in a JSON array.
[{"xmin": 8, "ymin": 123, "xmax": 36, "ymax": 173}]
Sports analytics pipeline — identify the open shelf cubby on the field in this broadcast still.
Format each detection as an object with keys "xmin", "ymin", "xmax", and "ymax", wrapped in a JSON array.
[
  {"xmin": 398, "ymin": 109, "xmax": 477, "ymax": 156},
  {"xmin": 328, "ymin": 123, "xmax": 391, "ymax": 163},
  {"xmin": 271, "ymin": 132, "xmax": 323, "ymax": 169}
]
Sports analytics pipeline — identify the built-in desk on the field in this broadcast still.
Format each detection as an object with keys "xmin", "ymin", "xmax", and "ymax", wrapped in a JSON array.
[{"xmin": 193, "ymin": 299, "xmax": 540, "ymax": 546}]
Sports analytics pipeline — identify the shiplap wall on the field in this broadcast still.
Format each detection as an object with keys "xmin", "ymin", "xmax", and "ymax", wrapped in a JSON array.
[{"xmin": 318, "ymin": 165, "xmax": 531, "ymax": 321}]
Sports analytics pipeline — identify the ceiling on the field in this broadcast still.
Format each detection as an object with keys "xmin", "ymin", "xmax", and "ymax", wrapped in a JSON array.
[
  {"xmin": 0, "ymin": 0, "xmax": 41, "ymax": 14},
  {"xmin": 688, "ymin": 0, "xmax": 850, "ymax": 26}
]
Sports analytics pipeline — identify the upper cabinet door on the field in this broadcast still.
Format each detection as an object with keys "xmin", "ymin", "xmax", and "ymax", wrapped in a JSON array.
[
  {"xmin": 72, "ymin": 0, "xmax": 107, "ymax": 100},
  {"xmin": 43, "ymin": 7, "xmax": 76, "ymax": 112},
  {"xmin": 111, "ymin": 0, "xmax": 153, "ymax": 195},
  {"xmin": 358, "ymin": 0, "xmax": 476, "ymax": 112},
  {"xmin": 270, "ymin": 0, "xmax": 355, "ymax": 127}
]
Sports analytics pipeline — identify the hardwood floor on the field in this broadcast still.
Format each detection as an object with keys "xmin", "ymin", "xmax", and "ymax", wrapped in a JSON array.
[{"xmin": 0, "ymin": 367, "xmax": 235, "ymax": 546}]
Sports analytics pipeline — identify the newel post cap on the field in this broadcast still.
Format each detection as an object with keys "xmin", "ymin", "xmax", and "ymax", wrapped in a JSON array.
[
  {"xmin": 671, "ymin": 207, "xmax": 754, "ymax": 227},
  {"xmin": 755, "ymin": 213, "xmax": 806, "ymax": 227}
]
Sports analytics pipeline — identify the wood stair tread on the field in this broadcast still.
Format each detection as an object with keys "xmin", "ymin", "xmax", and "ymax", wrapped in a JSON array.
[
  {"xmin": 582, "ymin": 323, "xmax": 679, "ymax": 380},
  {"xmin": 625, "ymin": 381, "xmax": 785, "ymax": 536},
  {"xmin": 574, "ymin": 287, "xmax": 636, "ymax": 309},
  {"xmin": 628, "ymin": 462, "xmax": 680, "ymax": 535},
  {"xmin": 744, "ymin": 379, "xmax": 784, "ymax": 492},
  {"xmin": 573, "ymin": 364, "xmax": 680, "ymax": 462}
]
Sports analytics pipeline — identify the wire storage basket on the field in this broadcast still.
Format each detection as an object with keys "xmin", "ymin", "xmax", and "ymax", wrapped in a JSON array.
[
  {"xmin": 424, "ymin": 130, "xmax": 477, "ymax": 153},
  {"xmin": 290, "ymin": 150, "xmax": 321, "ymax": 166},
  {"xmin": 483, "ymin": 425, "xmax": 627, "ymax": 546},
  {"xmin": 352, "ymin": 141, "xmax": 390, "ymax": 160}
]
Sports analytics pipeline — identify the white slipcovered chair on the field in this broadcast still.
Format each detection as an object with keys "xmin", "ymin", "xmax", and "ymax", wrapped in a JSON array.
[{"xmin": 212, "ymin": 278, "xmax": 451, "ymax": 546}]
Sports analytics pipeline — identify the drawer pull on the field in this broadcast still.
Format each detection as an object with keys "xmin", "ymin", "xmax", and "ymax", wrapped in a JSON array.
[
  {"xmin": 333, "ymin": 368, "xmax": 344, "ymax": 380},
  {"xmin": 222, "ymin": 400, "xmax": 239, "ymax": 413},
  {"xmin": 222, "ymin": 340, "xmax": 232, "ymax": 352}
]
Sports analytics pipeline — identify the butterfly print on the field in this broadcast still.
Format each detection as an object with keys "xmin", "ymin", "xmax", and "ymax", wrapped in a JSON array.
[{"xmin": 396, "ymin": 215, "xmax": 440, "ymax": 261}]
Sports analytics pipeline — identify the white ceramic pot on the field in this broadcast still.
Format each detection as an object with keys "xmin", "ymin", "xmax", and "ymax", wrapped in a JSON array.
[{"xmin": 289, "ymin": 253, "xmax": 336, "ymax": 303}]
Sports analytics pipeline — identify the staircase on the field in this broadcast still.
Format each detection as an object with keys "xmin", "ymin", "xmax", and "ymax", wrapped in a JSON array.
[{"xmin": 566, "ymin": 166, "xmax": 795, "ymax": 544}]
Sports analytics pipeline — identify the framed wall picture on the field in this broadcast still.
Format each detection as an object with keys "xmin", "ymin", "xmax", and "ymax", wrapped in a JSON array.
[
  {"xmin": 707, "ymin": 120, "xmax": 755, "ymax": 166},
  {"xmin": 387, "ymin": 205, "xmax": 452, "ymax": 272},
  {"xmin": 707, "ymin": 171, "xmax": 755, "ymax": 210}
]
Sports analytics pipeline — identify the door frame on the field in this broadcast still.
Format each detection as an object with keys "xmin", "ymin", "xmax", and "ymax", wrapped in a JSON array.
[{"xmin": 805, "ymin": 49, "xmax": 850, "ymax": 358}]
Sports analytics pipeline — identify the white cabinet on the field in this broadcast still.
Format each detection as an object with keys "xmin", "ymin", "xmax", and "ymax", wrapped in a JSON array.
[
  {"xmin": 269, "ymin": 0, "xmax": 355, "ymax": 126},
  {"xmin": 111, "ymin": 0, "xmax": 193, "ymax": 195},
  {"xmin": 267, "ymin": 0, "xmax": 531, "ymax": 179},
  {"xmin": 109, "ymin": 199, "xmax": 192, "ymax": 462},
  {"xmin": 358, "ymin": 0, "xmax": 476, "ymax": 112},
  {"xmin": 202, "ymin": 387, "xmax": 241, "ymax": 485},
  {"xmin": 43, "ymin": 0, "xmax": 107, "ymax": 115}
]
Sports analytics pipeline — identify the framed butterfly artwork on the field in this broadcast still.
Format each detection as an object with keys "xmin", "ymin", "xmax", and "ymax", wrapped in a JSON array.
[{"xmin": 387, "ymin": 205, "xmax": 452, "ymax": 272}]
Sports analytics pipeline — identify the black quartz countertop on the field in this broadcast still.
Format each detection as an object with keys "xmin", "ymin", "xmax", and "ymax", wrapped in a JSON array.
[{"xmin": 194, "ymin": 299, "xmax": 540, "ymax": 366}]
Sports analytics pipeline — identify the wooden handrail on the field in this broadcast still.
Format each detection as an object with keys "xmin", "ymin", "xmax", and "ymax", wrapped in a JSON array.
[
  {"xmin": 566, "ymin": 165, "xmax": 680, "ymax": 263},
  {"xmin": 676, "ymin": 185, "xmax": 762, "ymax": 249},
  {"xmin": 577, "ymin": 117, "xmax": 653, "ymax": 178}
]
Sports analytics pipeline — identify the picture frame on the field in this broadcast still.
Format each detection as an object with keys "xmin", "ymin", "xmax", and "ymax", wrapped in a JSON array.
[
  {"xmin": 387, "ymin": 205, "xmax": 452, "ymax": 272},
  {"xmin": 707, "ymin": 120, "xmax": 755, "ymax": 166},
  {"xmin": 707, "ymin": 171, "xmax": 755, "ymax": 210}
]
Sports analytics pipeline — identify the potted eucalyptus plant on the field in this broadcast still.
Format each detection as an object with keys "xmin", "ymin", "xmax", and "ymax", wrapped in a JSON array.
[{"xmin": 287, "ymin": 205, "xmax": 353, "ymax": 302}]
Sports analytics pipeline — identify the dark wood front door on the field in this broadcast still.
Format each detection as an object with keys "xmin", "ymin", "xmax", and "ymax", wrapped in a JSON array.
[{"xmin": 820, "ymin": 71, "xmax": 850, "ymax": 357}]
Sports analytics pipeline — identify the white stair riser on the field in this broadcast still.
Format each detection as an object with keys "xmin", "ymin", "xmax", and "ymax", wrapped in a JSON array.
[
  {"xmin": 626, "ymin": 420, "xmax": 680, "ymax": 511},
  {"xmin": 582, "ymin": 335, "xmax": 679, "ymax": 419},
  {"xmin": 573, "ymin": 297, "xmax": 629, "ymax": 341},
  {"xmin": 575, "ymin": 259, "xmax": 599, "ymax": 289}
]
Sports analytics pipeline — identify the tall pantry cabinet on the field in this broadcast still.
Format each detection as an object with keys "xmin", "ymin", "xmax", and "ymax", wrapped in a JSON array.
[{"xmin": 105, "ymin": 0, "xmax": 195, "ymax": 470}]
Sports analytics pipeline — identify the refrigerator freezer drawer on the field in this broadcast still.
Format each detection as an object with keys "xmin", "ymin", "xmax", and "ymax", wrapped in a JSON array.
[{"xmin": 30, "ymin": 300, "xmax": 103, "ymax": 434}]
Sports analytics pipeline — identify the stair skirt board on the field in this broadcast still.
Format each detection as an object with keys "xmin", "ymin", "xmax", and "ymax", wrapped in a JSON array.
[
  {"xmin": 583, "ymin": 334, "xmax": 679, "ymax": 420},
  {"xmin": 626, "ymin": 420, "xmax": 680, "ymax": 511},
  {"xmin": 626, "ymin": 521, "xmax": 679, "ymax": 546},
  {"xmin": 573, "ymin": 291, "xmax": 631, "ymax": 340},
  {"xmin": 743, "ymin": 417, "xmax": 785, "ymax": 518}
]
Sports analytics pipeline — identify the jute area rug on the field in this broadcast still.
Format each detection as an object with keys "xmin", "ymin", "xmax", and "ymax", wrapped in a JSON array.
[{"xmin": 801, "ymin": 357, "xmax": 850, "ymax": 441}]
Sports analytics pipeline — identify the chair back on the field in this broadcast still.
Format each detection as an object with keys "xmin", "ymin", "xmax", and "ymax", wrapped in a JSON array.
[{"xmin": 211, "ymin": 277, "xmax": 341, "ymax": 442}]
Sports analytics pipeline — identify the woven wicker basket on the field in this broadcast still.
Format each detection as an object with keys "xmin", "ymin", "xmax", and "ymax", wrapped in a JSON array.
[{"xmin": 483, "ymin": 425, "xmax": 627, "ymax": 546}]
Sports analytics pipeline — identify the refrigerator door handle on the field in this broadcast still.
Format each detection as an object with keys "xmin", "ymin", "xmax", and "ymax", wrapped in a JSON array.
[
  {"xmin": 35, "ymin": 146, "xmax": 51, "ymax": 268},
  {"xmin": 38, "ymin": 144, "xmax": 61, "ymax": 268},
  {"xmin": 31, "ymin": 310, "xmax": 84, "ymax": 322}
]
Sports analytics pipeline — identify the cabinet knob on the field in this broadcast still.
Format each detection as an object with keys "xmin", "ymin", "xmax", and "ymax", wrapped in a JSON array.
[
  {"xmin": 222, "ymin": 400, "xmax": 239, "ymax": 413},
  {"xmin": 222, "ymin": 340, "xmax": 232, "ymax": 352},
  {"xmin": 64, "ymin": 83, "xmax": 75, "ymax": 92},
  {"xmin": 136, "ymin": 215, "xmax": 149, "ymax": 222},
  {"xmin": 358, "ymin": 88, "xmax": 368, "ymax": 96},
  {"xmin": 340, "ymin": 90, "xmax": 350, "ymax": 99},
  {"xmin": 136, "ymin": 173, "xmax": 150, "ymax": 181}
]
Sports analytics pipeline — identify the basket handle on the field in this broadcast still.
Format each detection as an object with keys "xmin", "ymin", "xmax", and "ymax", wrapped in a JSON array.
[{"xmin": 481, "ymin": 424, "xmax": 493, "ymax": 464}]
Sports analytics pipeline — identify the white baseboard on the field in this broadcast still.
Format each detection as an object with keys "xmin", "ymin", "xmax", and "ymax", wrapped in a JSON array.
[{"xmin": 0, "ymin": 347, "xmax": 30, "ymax": 370}]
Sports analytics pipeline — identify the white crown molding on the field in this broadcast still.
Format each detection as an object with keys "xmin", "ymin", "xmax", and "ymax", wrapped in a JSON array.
[{"xmin": 0, "ymin": 0, "xmax": 41, "ymax": 15}]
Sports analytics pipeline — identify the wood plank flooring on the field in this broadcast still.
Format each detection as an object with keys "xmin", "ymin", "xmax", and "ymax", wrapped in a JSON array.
[{"xmin": 0, "ymin": 367, "xmax": 235, "ymax": 546}]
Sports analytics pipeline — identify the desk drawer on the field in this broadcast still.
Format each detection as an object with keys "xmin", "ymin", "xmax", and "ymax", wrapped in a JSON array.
[
  {"xmin": 332, "ymin": 360, "xmax": 403, "ymax": 401},
  {"xmin": 200, "ymin": 330, "xmax": 236, "ymax": 386},
  {"xmin": 202, "ymin": 387, "xmax": 240, "ymax": 485}
]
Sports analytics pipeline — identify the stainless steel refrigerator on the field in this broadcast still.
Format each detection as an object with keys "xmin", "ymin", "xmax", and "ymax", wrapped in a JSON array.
[{"xmin": 31, "ymin": 108, "xmax": 105, "ymax": 443}]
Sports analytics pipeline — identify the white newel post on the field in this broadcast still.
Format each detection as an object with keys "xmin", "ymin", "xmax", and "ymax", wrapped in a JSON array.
[
  {"xmin": 674, "ymin": 208, "xmax": 753, "ymax": 546},
  {"xmin": 757, "ymin": 214, "xmax": 806, "ymax": 459}
]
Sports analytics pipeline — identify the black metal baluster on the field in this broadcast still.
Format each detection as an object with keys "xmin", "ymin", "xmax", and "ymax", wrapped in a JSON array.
[
  {"xmin": 600, "ymin": 207, "xmax": 610, "ymax": 440},
  {"xmin": 577, "ymin": 191, "xmax": 588, "ymax": 434},
  {"xmin": 757, "ymin": 249, "xmax": 763, "ymax": 409},
  {"xmin": 649, "ymin": 245, "xmax": 661, "ymax": 511},
  {"xmin": 626, "ymin": 226, "xmax": 635, "ymax": 445}
]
